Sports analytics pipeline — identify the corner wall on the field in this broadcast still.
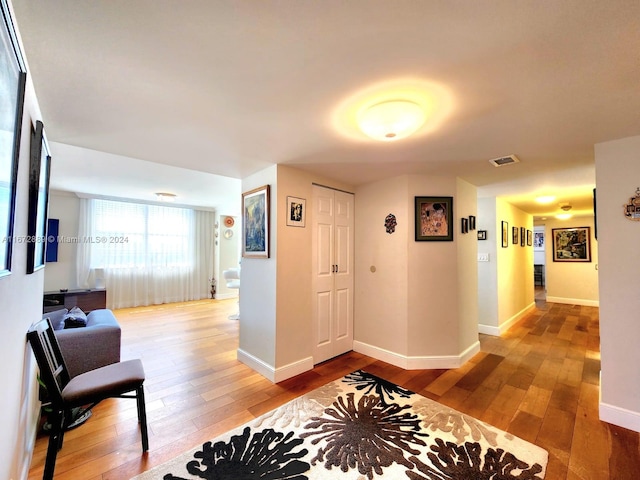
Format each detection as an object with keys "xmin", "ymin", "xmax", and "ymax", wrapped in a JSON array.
[
  {"xmin": 1, "ymin": 2, "xmax": 46, "ymax": 476},
  {"xmin": 595, "ymin": 134, "xmax": 640, "ymax": 432}
]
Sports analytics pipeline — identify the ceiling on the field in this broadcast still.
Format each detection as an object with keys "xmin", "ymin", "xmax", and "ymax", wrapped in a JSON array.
[{"xmin": 11, "ymin": 0, "xmax": 640, "ymax": 219}]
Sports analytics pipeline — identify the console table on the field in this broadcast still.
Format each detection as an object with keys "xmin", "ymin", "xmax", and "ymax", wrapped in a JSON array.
[{"xmin": 43, "ymin": 289, "xmax": 107, "ymax": 313}]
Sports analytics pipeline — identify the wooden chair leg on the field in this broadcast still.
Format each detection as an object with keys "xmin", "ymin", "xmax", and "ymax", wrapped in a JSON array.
[
  {"xmin": 136, "ymin": 385, "xmax": 149, "ymax": 452},
  {"xmin": 44, "ymin": 411, "xmax": 65, "ymax": 480}
]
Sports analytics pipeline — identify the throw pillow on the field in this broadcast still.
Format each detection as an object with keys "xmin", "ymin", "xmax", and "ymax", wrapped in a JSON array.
[
  {"xmin": 63, "ymin": 306, "xmax": 88, "ymax": 329},
  {"xmin": 45, "ymin": 308, "xmax": 68, "ymax": 331}
]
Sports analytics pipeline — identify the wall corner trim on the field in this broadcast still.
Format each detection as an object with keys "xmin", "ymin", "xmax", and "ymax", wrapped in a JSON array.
[
  {"xmin": 353, "ymin": 340, "xmax": 480, "ymax": 370},
  {"xmin": 236, "ymin": 349, "xmax": 313, "ymax": 384}
]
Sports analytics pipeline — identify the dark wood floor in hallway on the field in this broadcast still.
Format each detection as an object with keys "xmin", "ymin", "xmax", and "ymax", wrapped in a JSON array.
[{"xmin": 27, "ymin": 298, "xmax": 639, "ymax": 479}]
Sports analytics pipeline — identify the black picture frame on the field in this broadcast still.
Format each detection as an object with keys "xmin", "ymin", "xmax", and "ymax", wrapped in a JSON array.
[
  {"xmin": 520, "ymin": 227, "xmax": 526, "ymax": 247},
  {"xmin": 512, "ymin": 226, "xmax": 518, "ymax": 245},
  {"xmin": 468, "ymin": 215, "xmax": 476, "ymax": 230},
  {"xmin": 501, "ymin": 221, "xmax": 509, "ymax": 248},
  {"xmin": 552, "ymin": 226, "xmax": 592, "ymax": 262},
  {"xmin": 527, "ymin": 229, "xmax": 533, "ymax": 246},
  {"xmin": 415, "ymin": 196, "xmax": 454, "ymax": 241},
  {"xmin": 477, "ymin": 230, "xmax": 487, "ymax": 240},
  {"xmin": 26, "ymin": 121, "xmax": 51, "ymax": 274},
  {"xmin": 461, "ymin": 217, "xmax": 468, "ymax": 234},
  {"xmin": 0, "ymin": 0, "xmax": 27, "ymax": 277}
]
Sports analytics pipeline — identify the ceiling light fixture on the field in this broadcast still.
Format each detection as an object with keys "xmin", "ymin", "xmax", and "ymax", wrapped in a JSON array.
[
  {"xmin": 156, "ymin": 192, "xmax": 176, "ymax": 202},
  {"xmin": 535, "ymin": 195, "xmax": 556, "ymax": 204},
  {"xmin": 357, "ymin": 100, "xmax": 426, "ymax": 141},
  {"xmin": 560, "ymin": 204, "xmax": 572, "ymax": 211}
]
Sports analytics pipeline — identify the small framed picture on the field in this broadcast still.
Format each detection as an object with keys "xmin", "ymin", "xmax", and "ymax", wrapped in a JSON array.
[
  {"xmin": 242, "ymin": 185, "xmax": 270, "ymax": 258},
  {"xmin": 527, "ymin": 229, "xmax": 533, "ymax": 246},
  {"xmin": 415, "ymin": 196, "xmax": 454, "ymax": 241},
  {"xmin": 461, "ymin": 217, "xmax": 468, "ymax": 234},
  {"xmin": 501, "ymin": 221, "xmax": 509, "ymax": 248},
  {"xmin": 512, "ymin": 226, "xmax": 518, "ymax": 245},
  {"xmin": 286, "ymin": 196, "xmax": 306, "ymax": 227},
  {"xmin": 477, "ymin": 230, "xmax": 487, "ymax": 240},
  {"xmin": 468, "ymin": 215, "xmax": 476, "ymax": 230},
  {"xmin": 520, "ymin": 227, "xmax": 526, "ymax": 247}
]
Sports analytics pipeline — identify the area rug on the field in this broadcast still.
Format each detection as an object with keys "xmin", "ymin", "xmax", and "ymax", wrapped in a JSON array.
[{"xmin": 133, "ymin": 370, "xmax": 548, "ymax": 479}]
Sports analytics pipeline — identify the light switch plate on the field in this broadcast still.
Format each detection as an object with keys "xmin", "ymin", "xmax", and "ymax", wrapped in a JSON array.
[{"xmin": 478, "ymin": 253, "xmax": 490, "ymax": 262}]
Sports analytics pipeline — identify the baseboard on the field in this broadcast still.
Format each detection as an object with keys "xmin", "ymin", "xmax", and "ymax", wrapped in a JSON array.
[
  {"xmin": 546, "ymin": 296, "xmax": 599, "ymax": 307},
  {"xmin": 215, "ymin": 293, "xmax": 238, "ymax": 300},
  {"xmin": 236, "ymin": 349, "xmax": 313, "ymax": 383},
  {"xmin": 353, "ymin": 340, "xmax": 481, "ymax": 370},
  {"xmin": 599, "ymin": 401, "xmax": 640, "ymax": 433},
  {"xmin": 479, "ymin": 301, "xmax": 536, "ymax": 336}
]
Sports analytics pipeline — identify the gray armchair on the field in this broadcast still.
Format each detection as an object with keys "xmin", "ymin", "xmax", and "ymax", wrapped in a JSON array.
[{"xmin": 43, "ymin": 308, "xmax": 121, "ymax": 378}]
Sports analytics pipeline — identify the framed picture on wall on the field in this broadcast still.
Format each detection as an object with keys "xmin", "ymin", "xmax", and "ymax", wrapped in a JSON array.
[
  {"xmin": 242, "ymin": 185, "xmax": 270, "ymax": 258},
  {"xmin": 501, "ymin": 221, "xmax": 509, "ymax": 248},
  {"xmin": 0, "ymin": 0, "xmax": 27, "ymax": 277},
  {"xmin": 520, "ymin": 227, "xmax": 526, "ymax": 247},
  {"xmin": 552, "ymin": 226, "xmax": 591, "ymax": 262},
  {"xmin": 527, "ymin": 229, "xmax": 533, "ymax": 246},
  {"xmin": 512, "ymin": 226, "xmax": 518, "ymax": 245},
  {"xmin": 26, "ymin": 121, "xmax": 51, "ymax": 274},
  {"xmin": 286, "ymin": 196, "xmax": 306, "ymax": 227},
  {"xmin": 415, "ymin": 196, "xmax": 453, "ymax": 241},
  {"xmin": 534, "ymin": 232, "xmax": 544, "ymax": 249}
]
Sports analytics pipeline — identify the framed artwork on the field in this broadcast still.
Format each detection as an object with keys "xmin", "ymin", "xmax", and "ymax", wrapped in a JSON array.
[
  {"xmin": 469, "ymin": 215, "xmax": 476, "ymax": 230},
  {"xmin": 520, "ymin": 227, "xmax": 526, "ymax": 247},
  {"xmin": 477, "ymin": 230, "xmax": 487, "ymax": 240},
  {"xmin": 1, "ymin": 0, "xmax": 27, "ymax": 277},
  {"xmin": 552, "ymin": 226, "xmax": 591, "ymax": 262},
  {"xmin": 242, "ymin": 185, "xmax": 270, "ymax": 258},
  {"xmin": 534, "ymin": 232, "xmax": 544, "ymax": 249},
  {"xmin": 512, "ymin": 226, "xmax": 518, "ymax": 245},
  {"xmin": 415, "ymin": 196, "xmax": 453, "ymax": 241},
  {"xmin": 286, "ymin": 196, "xmax": 306, "ymax": 227},
  {"xmin": 461, "ymin": 217, "xmax": 468, "ymax": 234},
  {"xmin": 501, "ymin": 221, "xmax": 509, "ymax": 248},
  {"xmin": 527, "ymin": 229, "xmax": 533, "ymax": 246},
  {"xmin": 26, "ymin": 121, "xmax": 51, "ymax": 273}
]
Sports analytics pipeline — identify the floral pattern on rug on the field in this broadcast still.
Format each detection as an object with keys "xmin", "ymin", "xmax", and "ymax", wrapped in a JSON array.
[{"xmin": 133, "ymin": 370, "xmax": 548, "ymax": 480}]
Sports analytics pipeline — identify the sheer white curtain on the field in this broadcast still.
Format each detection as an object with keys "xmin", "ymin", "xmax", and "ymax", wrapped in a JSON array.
[{"xmin": 77, "ymin": 198, "xmax": 215, "ymax": 308}]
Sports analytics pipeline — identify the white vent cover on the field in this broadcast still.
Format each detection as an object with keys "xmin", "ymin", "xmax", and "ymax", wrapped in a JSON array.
[{"xmin": 489, "ymin": 154, "xmax": 520, "ymax": 167}]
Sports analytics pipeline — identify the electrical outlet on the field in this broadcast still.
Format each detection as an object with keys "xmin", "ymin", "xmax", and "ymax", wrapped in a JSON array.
[{"xmin": 477, "ymin": 253, "xmax": 490, "ymax": 262}]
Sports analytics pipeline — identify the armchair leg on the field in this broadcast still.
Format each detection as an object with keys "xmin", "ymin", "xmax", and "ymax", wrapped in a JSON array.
[{"xmin": 136, "ymin": 385, "xmax": 149, "ymax": 452}]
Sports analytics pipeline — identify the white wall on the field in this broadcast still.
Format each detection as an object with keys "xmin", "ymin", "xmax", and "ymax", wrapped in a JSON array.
[
  {"xmin": 216, "ymin": 213, "xmax": 240, "ymax": 300},
  {"xmin": 543, "ymin": 216, "xmax": 598, "ymax": 306},
  {"xmin": 477, "ymin": 197, "xmax": 498, "ymax": 332},
  {"xmin": 595, "ymin": 134, "xmax": 640, "ymax": 432},
  {"xmin": 1, "ymin": 4, "xmax": 45, "ymax": 476},
  {"xmin": 43, "ymin": 190, "xmax": 80, "ymax": 291}
]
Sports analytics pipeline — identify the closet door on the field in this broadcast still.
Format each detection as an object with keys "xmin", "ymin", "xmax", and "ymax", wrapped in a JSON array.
[{"xmin": 311, "ymin": 185, "xmax": 354, "ymax": 364}]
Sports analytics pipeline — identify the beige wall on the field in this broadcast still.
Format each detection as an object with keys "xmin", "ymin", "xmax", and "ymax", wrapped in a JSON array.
[
  {"xmin": 43, "ymin": 190, "xmax": 80, "ymax": 291},
  {"xmin": 595, "ymin": 134, "xmax": 640, "ymax": 432},
  {"xmin": 543, "ymin": 216, "xmax": 598, "ymax": 306},
  {"xmin": 477, "ymin": 198, "xmax": 534, "ymax": 334},
  {"xmin": 354, "ymin": 174, "xmax": 479, "ymax": 367}
]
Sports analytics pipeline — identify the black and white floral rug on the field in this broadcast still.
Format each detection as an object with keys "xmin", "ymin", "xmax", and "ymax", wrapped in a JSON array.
[{"xmin": 133, "ymin": 370, "xmax": 548, "ymax": 479}]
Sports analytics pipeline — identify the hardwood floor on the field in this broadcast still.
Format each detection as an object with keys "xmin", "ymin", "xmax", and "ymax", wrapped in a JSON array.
[{"xmin": 28, "ymin": 297, "xmax": 639, "ymax": 479}]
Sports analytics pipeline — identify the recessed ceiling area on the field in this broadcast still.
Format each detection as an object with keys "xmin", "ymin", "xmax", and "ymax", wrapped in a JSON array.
[{"xmin": 11, "ymin": 1, "xmax": 640, "ymax": 214}]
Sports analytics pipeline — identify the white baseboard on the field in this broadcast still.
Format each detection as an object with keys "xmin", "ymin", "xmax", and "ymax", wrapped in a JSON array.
[
  {"xmin": 479, "ymin": 301, "xmax": 536, "ymax": 336},
  {"xmin": 599, "ymin": 401, "xmax": 640, "ymax": 433},
  {"xmin": 353, "ymin": 340, "xmax": 481, "ymax": 370},
  {"xmin": 546, "ymin": 296, "xmax": 599, "ymax": 307},
  {"xmin": 236, "ymin": 349, "xmax": 313, "ymax": 383},
  {"xmin": 215, "ymin": 293, "xmax": 238, "ymax": 300}
]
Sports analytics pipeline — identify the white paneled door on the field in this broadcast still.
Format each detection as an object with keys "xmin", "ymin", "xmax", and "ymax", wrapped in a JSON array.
[{"xmin": 312, "ymin": 185, "xmax": 354, "ymax": 364}]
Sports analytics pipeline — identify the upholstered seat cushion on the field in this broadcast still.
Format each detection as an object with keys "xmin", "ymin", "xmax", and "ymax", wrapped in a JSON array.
[{"xmin": 62, "ymin": 359, "xmax": 145, "ymax": 407}]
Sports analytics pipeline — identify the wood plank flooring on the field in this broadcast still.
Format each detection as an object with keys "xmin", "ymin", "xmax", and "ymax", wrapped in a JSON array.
[{"xmin": 27, "ymin": 297, "xmax": 640, "ymax": 479}]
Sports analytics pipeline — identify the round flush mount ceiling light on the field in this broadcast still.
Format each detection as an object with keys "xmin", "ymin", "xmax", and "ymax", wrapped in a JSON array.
[
  {"xmin": 535, "ymin": 195, "xmax": 556, "ymax": 204},
  {"xmin": 357, "ymin": 100, "xmax": 426, "ymax": 141},
  {"xmin": 156, "ymin": 192, "xmax": 176, "ymax": 202}
]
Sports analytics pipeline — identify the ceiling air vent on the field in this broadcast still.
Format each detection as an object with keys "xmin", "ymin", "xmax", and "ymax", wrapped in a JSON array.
[{"xmin": 489, "ymin": 154, "xmax": 520, "ymax": 167}]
